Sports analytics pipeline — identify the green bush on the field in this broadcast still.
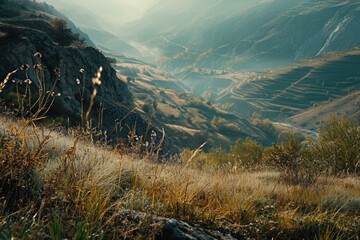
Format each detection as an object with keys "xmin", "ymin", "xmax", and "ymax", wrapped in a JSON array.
[
  {"xmin": 252, "ymin": 117, "xmax": 279, "ymax": 141},
  {"xmin": 312, "ymin": 116, "xmax": 360, "ymax": 175},
  {"xmin": 231, "ymin": 138, "xmax": 263, "ymax": 168},
  {"xmin": 263, "ymin": 135, "xmax": 318, "ymax": 185}
]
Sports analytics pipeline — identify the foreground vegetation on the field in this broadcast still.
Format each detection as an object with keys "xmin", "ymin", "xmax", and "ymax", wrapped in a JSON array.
[
  {"xmin": 0, "ymin": 115, "xmax": 359, "ymax": 239},
  {"xmin": 1, "ymin": 56, "xmax": 360, "ymax": 239}
]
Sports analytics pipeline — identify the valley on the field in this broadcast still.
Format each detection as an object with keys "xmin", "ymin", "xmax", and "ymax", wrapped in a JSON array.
[{"xmin": 1, "ymin": 1, "xmax": 360, "ymax": 239}]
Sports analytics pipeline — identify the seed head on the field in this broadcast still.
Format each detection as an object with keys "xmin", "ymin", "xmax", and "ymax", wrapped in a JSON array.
[
  {"xmin": 54, "ymin": 68, "xmax": 61, "ymax": 77},
  {"xmin": 92, "ymin": 66, "xmax": 102, "ymax": 87},
  {"xmin": 33, "ymin": 64, "xmax": 43, "ymax": 70},
  {"xmin": 20, "ymin": 64, "xmax": 29, "ymax": 71},
  {"xmin": 24, "ymin": 79, "xmax": 32, "ymax": 84},
  {"xmin": 34, "ymin": 52, "xmax": 42, "ymax": 58}
]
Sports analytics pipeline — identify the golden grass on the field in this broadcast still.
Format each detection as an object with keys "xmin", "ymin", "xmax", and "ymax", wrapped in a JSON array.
[
  {"xmin": 165, "ymin": 124, "xmax": 202, "ymax": 136},
  {"xmin": 1, "ymin": 115, "xmax": 360, "ymax": 238},
  {"xmin": 157, "ymin": 103, "xmax": 181, "ymax": 118}
]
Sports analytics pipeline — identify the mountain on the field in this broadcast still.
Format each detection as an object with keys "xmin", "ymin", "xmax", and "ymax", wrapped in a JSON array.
[
  {"xmin": 32, "ymin": 2, "xmax": 96, "ymax": 47},
  {"xmin": 122, "ymin": 0, "xmax": 360, "ymax": 71},
  {"xmin": 120, "ymin": 0, "xmax": 260, "ymax": 61}
]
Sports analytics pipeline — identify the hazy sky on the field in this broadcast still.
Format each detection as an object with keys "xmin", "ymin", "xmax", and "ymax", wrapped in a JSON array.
[{"xmin": 122, "ymin": 0, "xmax": 158, "ymax": 13}]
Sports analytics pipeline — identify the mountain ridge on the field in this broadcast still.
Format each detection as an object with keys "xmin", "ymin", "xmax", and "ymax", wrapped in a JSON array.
[{"xmin": 121, "ymin": 0, "xmax": 360, "ymax": 71}]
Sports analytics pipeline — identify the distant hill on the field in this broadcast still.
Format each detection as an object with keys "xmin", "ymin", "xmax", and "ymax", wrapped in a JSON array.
[
  {"xmin": 81, "ymin": 26, "xmax": 141, "ymax": 58},
  {"xmin": 122, "ymin": 0, "xmax": 360, "ymax": 71},
  {"xmin": 217, "ymin": 49, "xmax": 360, "ymax": 120},
  {"xmin": 289, "ymin": 90, "xmax": 360, "ymax": 129},
  {"xmin": 40, "ymin": 0, "xmax": 140, "ymax": 31}
]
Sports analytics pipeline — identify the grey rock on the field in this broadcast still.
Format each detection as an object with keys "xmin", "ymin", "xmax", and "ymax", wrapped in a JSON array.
[{"xmin": 117, "ymin": 210, "xmax": 238, "ymax": 240}]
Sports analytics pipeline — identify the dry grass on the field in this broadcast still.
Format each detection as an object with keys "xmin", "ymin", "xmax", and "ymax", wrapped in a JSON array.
[
  {"xmin": 1, "ymin": 115, "xmax": 360, "ymax": 238},
  {"xmin": 165, "ymin": 124, "xmax": 202, "ymax": 136},
  {"xmin": 157, "ymin": 103, "xmax": 181, "ymax": 118}
]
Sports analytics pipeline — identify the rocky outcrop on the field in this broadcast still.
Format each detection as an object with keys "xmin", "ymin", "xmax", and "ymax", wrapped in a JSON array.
[{"xmin": 0, "ymin": 0, "xmax": 146, "ymax": 138}]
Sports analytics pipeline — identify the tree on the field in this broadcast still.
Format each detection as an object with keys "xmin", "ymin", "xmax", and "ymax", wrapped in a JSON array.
[{"xmin": 49, "ymin": 18, "xmax": 78, "ymax": 46}]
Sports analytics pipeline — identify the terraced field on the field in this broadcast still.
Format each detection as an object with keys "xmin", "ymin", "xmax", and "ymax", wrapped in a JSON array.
[{"xmin": 219, "ymin": 49, "xmax": 360, "ymax": 120}]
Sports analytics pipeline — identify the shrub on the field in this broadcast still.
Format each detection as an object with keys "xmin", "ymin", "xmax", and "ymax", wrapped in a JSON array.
[
  {"xmin": 252, "ymin": 117, "xmax": 279, "ymax": 141},
  {"xmin": 231, "ymin": 138, "xmax": 263, "ymax": 168},
  {"xmin": 211, "ymin": 116, "xmax": 241, "ymax": 133},
  {"xmin": 106, "ymin": 57, "xmax": 117, "ymax": 64},
  {"xmin": 142, "ymin": 99, "xmax": 153, "ymax": 114},
  {"xmin": 127, "ymin": 76, "xmax": 134, "ymax": 83},
  {"xmin": 205, "ymin": 147, "xmax": 231, "ymax": 166},
  {"xmin": 263, "ymin": 135, "xmax": 318, "ymax": 185},
  {"xmin": 180, "ymin": 148, "xmax": 207, "ymax": 169},
  {"xmin": 312, "ymin": 116, "xmax": 360, "ymax": 175},
  {"xmin": 49, "ymin": 18, "xmax": 79, "ymax": 46}
]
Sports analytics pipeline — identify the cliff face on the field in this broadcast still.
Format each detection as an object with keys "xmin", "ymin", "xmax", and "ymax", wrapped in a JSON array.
[{"xmin": 0, "ymin": 0, "xmax": 141, "ymax": 137}]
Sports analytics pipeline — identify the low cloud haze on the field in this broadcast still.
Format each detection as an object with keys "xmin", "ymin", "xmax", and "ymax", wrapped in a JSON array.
[{"xmin": 41, "ymin": 0, "xmax": 158, "ymax": 27}]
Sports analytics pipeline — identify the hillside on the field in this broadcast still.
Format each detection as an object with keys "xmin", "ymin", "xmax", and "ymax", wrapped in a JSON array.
[
  {"xmin": 113, "ymin": 55, "xmax": 272, "ymax": 149},
  {"xmin": 0, "ymin": 0, "xmax": 151, "ymax": 142},
  {"xmin": 217, "ymin": 49, "xmax": 360, "ymax": 120},
  {"xmin": 122, "ymin": 0, "xmax": 360, "ymax": 71},
  {"xmin": 290, "ymin": 90, "xmax": 360, "ymax": 129}
]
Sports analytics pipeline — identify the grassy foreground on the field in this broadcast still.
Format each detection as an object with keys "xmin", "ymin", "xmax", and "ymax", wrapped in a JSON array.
[{"xmin": 0, "ymin": 115, "xmax": 360, "ymax": 239}]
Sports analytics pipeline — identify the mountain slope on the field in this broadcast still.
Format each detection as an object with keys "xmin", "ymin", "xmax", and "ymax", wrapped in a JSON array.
[
  {"xmin": 81, "ymin": 26, "xmax": 141, "ymax": 58},
  {"xmin": 289, "ymin": 90, "xmax": 360, "ymax": 129},
  {"xmin": 113, "ymin": 56, "xmax": 273, "ymax": 149},
  {"xmin": 0, "ymin": 0, "xmax": 150, "ymax": 142},
  {"xmin": 122, "ymin": 0, "xmax": 360, "ymax": 71},
  {"xmin": 217, "ymin": 49, "xmax": 360, "ymax": 120},
  {"xmin": 41, "ymin": 0, "xmax": 140, "ymax": 31}
]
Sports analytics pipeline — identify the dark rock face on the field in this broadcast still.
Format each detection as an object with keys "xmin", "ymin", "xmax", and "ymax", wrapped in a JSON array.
[{"xmin": 0, "ymin": 1, "xmax": 145, "ymax": 138}]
